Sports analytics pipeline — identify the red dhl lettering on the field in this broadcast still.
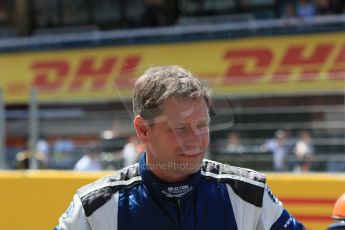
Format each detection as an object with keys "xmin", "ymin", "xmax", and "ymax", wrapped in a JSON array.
[
  {"xmin": 223, "ymin": 49, "xmax": 273, "ymax": 84},
  {"xmin": 273, "ymin": 43, "xmax": 334, "ymax": 82},
  {"xmin": 30, "ymin": 55, "xmax": 142, "ymax": 92},
  {"xmin": 70, "ymin": 57, "xmax": 117, "ymax": 91},
  {"xmin": 223, "ymin": 43, "xmax": 345, "ymax": 84},
  {"xmin": 32, "ymin": 60, "xmax": 69, "ymax": 91},
  {"xmin": 28, "ymin": 43, "xmax": 344, "ymax": 94},
  {"xmin": 329, "ymin": 44, "xmax": 345, "ymax": 80}
]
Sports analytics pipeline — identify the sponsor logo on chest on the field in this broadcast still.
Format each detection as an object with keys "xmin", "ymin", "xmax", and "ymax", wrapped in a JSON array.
[{"xmin": 162, "ymin": 185, "xmax": 193, "ymax": 198}]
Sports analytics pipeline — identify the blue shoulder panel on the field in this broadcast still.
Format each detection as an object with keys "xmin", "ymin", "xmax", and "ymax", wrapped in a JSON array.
[{"xmin": 271, "ymin": 209, "xmax": 306, "ymax": 230}]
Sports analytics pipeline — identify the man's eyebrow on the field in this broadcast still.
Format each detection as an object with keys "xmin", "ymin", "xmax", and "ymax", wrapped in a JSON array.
[
  {"xmin": 171, "ymin": 117, "xmax": 210, "ymax": 126},
  {"xmin": 153, "ymin": 115, "xmax": 168, "ymax": 123},
  {"xmin": 166, "ymin": 120, "xmax": 186, "ymax": 126},
  {"xmin": 199, "ymin": 116, "xmax": 211, "ymax": 123}
]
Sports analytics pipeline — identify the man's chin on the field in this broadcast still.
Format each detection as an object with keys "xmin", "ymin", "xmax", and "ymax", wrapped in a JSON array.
[
  {"xmin": 178, "ymin": 151, "xmax": 205, "ymax": 162},
  {"xmin": 171, "ymin": 153, "xmax": 204, "ymax": 174}
]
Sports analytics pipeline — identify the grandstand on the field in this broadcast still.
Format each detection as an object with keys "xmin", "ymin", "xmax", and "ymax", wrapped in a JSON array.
[{"xmin": 0, "ymin": 0, "xmax": 344, "ymax": 172}]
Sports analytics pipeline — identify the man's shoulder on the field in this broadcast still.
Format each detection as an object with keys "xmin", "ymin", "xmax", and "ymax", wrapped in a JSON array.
[
  {"xmin": 77, "ymin": 163, "xmax": 142, "ymax": 217},
  {"xmin": 78, "ymin": 163, "xmax": 142, "ymax": 197},
  {"xmin": 201, "ymin": 159, "xmax": 266, "ymax": 207},
  {"xmin": 201, "ymin": 159, "xmax": 266, "ymax": 184}
]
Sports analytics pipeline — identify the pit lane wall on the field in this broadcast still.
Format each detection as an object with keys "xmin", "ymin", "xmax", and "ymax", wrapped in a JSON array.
[
  {"xmin": 0, "ymin": 171, "xmax": 344, "ymax": 230},
  {"xmin": 0, "ymin": 32, "xmax": 344, "ymax": 104}
]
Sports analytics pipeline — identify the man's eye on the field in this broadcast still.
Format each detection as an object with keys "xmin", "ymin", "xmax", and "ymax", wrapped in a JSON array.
[
  {"xmin": 197, "ymin": 123, "xmax": 208, "ymax": 129},
  {"xmin": 176, "ymin": 127, "xmax": 187, "ymax": 132}
]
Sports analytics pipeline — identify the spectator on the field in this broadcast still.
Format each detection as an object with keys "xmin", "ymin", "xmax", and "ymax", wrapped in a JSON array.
[
  {"xmin": 74, "ymin": 143, "xmax": 103, "ymax": 171},
  {"xmin": 294, "ymin": 130, "xmax": 315, "ymax": 172},
  {"xmin": 52, "ymin": 138, "xmax": 75, "ymax": 161},
  {"xmin": 0, "ymin": 4, "xmax": 8, "ymax": 25},
  {"xmin": 264, "ymin": 130, "xmax": 293, "ymax": 171},
  {"xmin": 225, "ymin": 132, "xmax": 245, "ymax": 153},
  {"xmin": 16, "ymin": 139, "xmax": 47, "ymax": 169},
  {"xmin": 327, "ymin": 193, "xmax": 345, "ymax": 229},
  {"xmin": 122, "ymin": 135, "xmax": 142, "ymax": 167},
  {"xmin": 283, "ymin": 3, "xmax": 297, "ymax": 18},
  {"xmin": 296, "ymin": 0, "xmax": 316, "ymax": 18},
  {"xmin": 282, "ymin": 2, "xmax": 298, "ymax": 25},
  {"xmin": 37, "ymin": 137, "xmax": 50, "ymax": 160}
]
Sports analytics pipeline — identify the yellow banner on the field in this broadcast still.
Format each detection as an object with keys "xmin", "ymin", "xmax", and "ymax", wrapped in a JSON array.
[
  {"xmin": 0, "ymin": 32, "xmax": 344, "ymax": 104},
  {"xmin": 0, "ymin": 171, "xmax": 344, "ymax": 230}
]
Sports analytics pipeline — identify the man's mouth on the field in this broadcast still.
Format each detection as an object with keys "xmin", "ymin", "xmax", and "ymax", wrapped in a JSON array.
[{"xmin": 179, "ymin": 152, "xmax": 202, "ymax": 159}]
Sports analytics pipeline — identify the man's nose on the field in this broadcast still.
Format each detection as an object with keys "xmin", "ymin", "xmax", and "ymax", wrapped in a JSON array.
[{"xmin": 186, "ymin": 127, "xmax": 204, "ymax": 145}]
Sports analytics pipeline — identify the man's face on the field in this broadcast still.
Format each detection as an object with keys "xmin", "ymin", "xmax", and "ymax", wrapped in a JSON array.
[{"xmin": 143, "ymin": 97, "xmax": 210, "ymax": 182}]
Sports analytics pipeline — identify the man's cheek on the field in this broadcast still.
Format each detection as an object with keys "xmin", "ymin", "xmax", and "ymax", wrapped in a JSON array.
[
  {"xmin": 202, "ymin": 134, "xmax": 210, "ymax": 146},
  {"xmin": 169, "ymin": 131, "xmax": 183, "ymax": 144}
]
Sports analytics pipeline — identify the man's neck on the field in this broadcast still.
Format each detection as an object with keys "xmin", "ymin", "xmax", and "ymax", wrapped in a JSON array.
[{"xmin": 150, "ymin": 167, "xmax": 189, "ymax": 183}]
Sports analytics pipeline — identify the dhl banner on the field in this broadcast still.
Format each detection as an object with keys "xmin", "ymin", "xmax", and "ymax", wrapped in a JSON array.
[{"xmin": 0, "ymin": 32, "xmax": 344, "ymax": 104}]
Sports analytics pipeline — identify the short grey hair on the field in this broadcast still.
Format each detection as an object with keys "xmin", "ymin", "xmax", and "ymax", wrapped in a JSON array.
[{"xmin": 133, "ymin": 65, "xmax": 212, "ymax": 121}]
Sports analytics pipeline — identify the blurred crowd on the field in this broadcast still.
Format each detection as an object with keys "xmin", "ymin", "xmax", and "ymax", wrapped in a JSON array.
[
  {"xmin": 14, "ymin": 135, "xmax": 145, "ymax": 172},
  {"xmin": 0, "ymin": 0, "xmax": 344, "ymax": 38},
  {"xmin": 281, "ymin": 0, "xmax": 345, "ymax": 19},
  {"xmin": 12, "ymin": 127, "xmax": 342, "ymax": 173},
  {"xmin": 222, "ymin": 130, "xmax": 314, "ymax": 172}
]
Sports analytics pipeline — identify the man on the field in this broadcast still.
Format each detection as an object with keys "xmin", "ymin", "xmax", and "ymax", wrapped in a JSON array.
[
  {"xmin": 55, "ymin": 65, "xmax": 305, "ymax": 229},
  {"xmin": 327, "ymin": 193, "xmax": 345, "ymax": 230},
  {"xmin": 16, "ymin": 138, "xmax": 48, "ymax": 169}
]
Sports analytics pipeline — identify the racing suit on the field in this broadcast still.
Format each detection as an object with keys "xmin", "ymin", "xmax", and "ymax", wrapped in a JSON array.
[{"xmin": 55, "ymin": 155, "xmax": 305, "ymax": 230}]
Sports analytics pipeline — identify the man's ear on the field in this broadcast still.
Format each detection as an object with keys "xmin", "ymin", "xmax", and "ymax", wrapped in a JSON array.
[{"xmin": 134, "ymin": 115, "xmax": 150, "ymax": 143}]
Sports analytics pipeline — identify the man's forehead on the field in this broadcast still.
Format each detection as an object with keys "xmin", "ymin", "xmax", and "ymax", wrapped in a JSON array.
[
  {"xmin": 153, "ymin": 114, "xmax": 210, "ymax": 125},
  {"xmin": 150, "ymin": 96, "xmax": 209, "ymax": 124},
  {"xmin": 174, "ymin": 106, "xmax": 195, "ymax": 117},
  {"xmin": 154, "ymin": 108, "xmax": 210, "ymax": 124}
]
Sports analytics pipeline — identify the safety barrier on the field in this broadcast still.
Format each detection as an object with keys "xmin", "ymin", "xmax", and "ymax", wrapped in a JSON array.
[{"xmin": 0, "ymin": 171, "xmax": 344, "ymax": 230}]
